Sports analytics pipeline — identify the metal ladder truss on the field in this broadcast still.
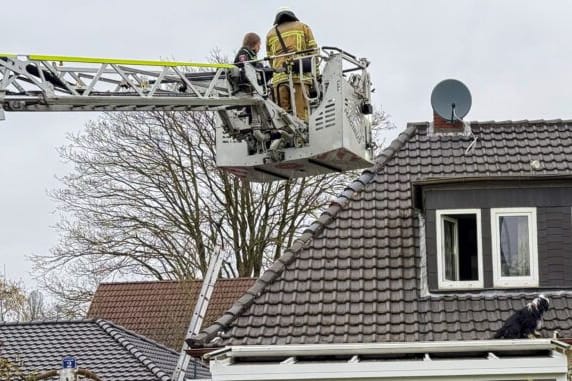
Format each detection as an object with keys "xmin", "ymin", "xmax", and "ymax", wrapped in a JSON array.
[{"xmin": 0, "ymin": 54, "xmax": 262, "ymax": 114}]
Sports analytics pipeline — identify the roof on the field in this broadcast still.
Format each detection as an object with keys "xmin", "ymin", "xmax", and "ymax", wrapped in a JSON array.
[
  {"xmin": 87, "ymin": 278, "xmax": 255, "ymax": 350},
  {"xmin": 0, "ymin": 319, "xmax": 210, "ymax": 380},
  {"xmin": 190, "ymin": 119, "xmax": 572, "ymax": 346}
]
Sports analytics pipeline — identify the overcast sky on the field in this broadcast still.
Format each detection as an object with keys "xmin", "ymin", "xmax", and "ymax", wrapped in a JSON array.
[{"xmin": 1, "ymin": 0, "xmax": 571, "ymax": 287}]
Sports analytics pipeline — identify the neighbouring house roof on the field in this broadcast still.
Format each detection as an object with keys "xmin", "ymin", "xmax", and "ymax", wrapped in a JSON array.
[
  {"xmin": 87, "ymin": 278, "xmax": 255, "ymax": 351},
  {"xmin": 189, "ymin": 119, "xmax": 572, "ymax": 347},
  {"xmin": 0, "ymin": 319, "xmax": 210, "ymax": 380}
]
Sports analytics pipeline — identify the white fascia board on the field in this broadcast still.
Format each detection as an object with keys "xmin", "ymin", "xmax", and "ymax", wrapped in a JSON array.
[
  {"xmin": 210, "ymin": 352, "xmax": 567, "ymax": 381},
  {"xmin": 219, "ymin": 339, "xmax": 557, "ymax": 359}
]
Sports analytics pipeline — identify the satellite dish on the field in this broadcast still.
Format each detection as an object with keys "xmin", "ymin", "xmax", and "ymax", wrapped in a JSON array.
[{"xmin": 430, "ymin": 79, "xmax": 472, "ymax": 122}]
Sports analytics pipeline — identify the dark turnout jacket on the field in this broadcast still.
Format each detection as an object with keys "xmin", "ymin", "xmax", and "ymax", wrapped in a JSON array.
[{"xmin": 234, "ymin": 47, "xmax": 258, "ymax": 66}]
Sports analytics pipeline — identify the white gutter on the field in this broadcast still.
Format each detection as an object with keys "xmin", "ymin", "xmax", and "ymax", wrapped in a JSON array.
[
  {"xmin": 206, "ymin": 339, "xmax": 566, "ymax": 360},
  {"xmin": 206, "ymin": 339, "xmax": 570, "ymax": 381}
]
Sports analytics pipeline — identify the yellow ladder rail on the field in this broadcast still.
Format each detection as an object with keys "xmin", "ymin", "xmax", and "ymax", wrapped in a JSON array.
[{"xmin": 0, "ymin": 53, "xmax": 234, "ymax": 69}]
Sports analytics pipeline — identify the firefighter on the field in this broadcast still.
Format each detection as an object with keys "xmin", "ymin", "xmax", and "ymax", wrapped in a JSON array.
[
  {"xmin": 234, "ymin": 32, "xmax": 262, "ymax": 66},
  {"xmin": 266, "ymin": 7, "xmax": 318, "ymax": 122}
]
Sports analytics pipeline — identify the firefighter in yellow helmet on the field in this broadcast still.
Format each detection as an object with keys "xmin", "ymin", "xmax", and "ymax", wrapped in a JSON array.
[{"xmin": 266, "ymin": 7, "xmax": 318, "ymax": 122}]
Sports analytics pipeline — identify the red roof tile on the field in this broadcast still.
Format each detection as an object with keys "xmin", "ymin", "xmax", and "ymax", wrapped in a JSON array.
[{"xmin": 87, "ymin": 278, "xmax": 255, "ymax": 350}]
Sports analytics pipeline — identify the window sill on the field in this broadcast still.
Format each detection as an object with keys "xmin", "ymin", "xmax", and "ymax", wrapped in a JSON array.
[
  {"xmin": 493, "ymin": 281, "xmax": 539, "ymax": 289},
  {"xmin": 427, "ymin": 286, "xmax": 546, "ymax": 295},
  {"xmin": 437, "ymin": 282, "xmax": 484, "ymax": 291}
]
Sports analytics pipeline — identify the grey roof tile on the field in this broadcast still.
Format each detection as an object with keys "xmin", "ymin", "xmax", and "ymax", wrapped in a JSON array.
[
  {"xmin": 189, "ymin": 120, "xmax": 572, "ymax": 347},
  {"xmin": 0, "ymin": 319, "xmax": 209, "ymax": 380}
]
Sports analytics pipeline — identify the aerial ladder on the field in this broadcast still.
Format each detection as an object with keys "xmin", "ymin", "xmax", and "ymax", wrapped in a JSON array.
[
  {"xmin": 0, "ymin": 47, "xmax": 376, "ymax": 380},
  {"xmin": 0, "ymin": 47, "xmax": 375, "ymax": 181}
]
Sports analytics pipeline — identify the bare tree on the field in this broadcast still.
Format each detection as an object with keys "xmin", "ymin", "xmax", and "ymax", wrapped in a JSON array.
[
  {"xmin": 39, "ymin": 258, "xmax": 118, "ymax": 318},
  {"xmin": 0, "ymin": 279, "xmax": 26, "ymax": 322},
  {"xmin": 0, "ymin": 279, "xmax": 55, "ymax": 321},
  {"xmin": 33, "ymin": 102, "xmax": 394, "ymax": 313},
  {"xmin": 23, "ymin": 290, "xmax": 44, "ymax": 321}
]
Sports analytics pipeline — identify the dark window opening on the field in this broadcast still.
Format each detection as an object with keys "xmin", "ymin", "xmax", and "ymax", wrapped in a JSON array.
[{"xmin": 441, "ymin": 213, "xmax": 479, "ymax": 282}]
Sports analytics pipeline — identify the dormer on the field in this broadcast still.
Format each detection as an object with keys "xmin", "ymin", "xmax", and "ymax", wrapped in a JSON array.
[{"xmin": 415, "ymin": 175, "xmax": 572, "ymax": 292}]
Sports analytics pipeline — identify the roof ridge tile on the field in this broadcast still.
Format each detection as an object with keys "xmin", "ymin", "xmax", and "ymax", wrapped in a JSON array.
[
  {"xmin": 0, "ymin": 318, "xmax": 97, "ymax": 326},
  {"xmin": 96, "ymin": 319, "xmax": 173, "ymax": 381}
]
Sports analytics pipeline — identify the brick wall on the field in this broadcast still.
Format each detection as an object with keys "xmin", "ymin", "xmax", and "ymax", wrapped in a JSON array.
[{"xmin": 433, "ymin": 112, "xmax": 464, "ymax": 133}]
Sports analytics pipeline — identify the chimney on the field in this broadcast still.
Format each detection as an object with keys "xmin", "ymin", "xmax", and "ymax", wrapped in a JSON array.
[
  {"xmin": 430, "ymin": 79, "xmax": 472, "ymax": 134},
  {"xmin": 432, "ymin": 111, "xmax": 464, "ymax": 133}
]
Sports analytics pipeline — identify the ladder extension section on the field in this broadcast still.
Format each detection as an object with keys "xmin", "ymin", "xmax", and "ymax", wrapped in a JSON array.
[
  {"xmin": 0, "ymin": 54, "xmax": 257, "ymax": 114},
  {"xmin": 172, "ymin": 252, "xmax": 225, "ymax": 381}
]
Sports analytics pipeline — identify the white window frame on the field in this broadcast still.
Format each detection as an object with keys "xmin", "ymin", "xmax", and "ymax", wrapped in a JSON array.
[
  {"xmin": 491, "ymin": 207, "xmax": 539, "ymax": 288},
  {"xmin": 436, "ymin": 209, "xmax": 483, "ymax": 290}
]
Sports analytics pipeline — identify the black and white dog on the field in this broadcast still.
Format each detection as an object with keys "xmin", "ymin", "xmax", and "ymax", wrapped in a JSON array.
[{"xmin": 493, "ymin": 295, "xmax": 550, "ymax": 339}]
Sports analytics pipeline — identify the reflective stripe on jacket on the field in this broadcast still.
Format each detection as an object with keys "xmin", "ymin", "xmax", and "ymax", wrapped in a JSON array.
[{"xmin": 266, "ymin": 21, "xmax": 317, "ymax": 84}]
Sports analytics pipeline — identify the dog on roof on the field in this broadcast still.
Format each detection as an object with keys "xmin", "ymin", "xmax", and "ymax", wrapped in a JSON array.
[{"xmin": 493, "ymin": 295, "xmax": 550, "ymax": 339}]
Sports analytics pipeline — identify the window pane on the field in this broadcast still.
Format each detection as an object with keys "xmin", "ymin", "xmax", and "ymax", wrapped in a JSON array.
[
  {"xmin": 440, "ymin": 213, "xmax": 479, "ymax": 285},
  {"xmin": 499, "ymin": 215, "xmax": 530, "ymax": 276},
  {"xmin": 443, "ymin": 219, "xmax": 457, "ymax": 281}
]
